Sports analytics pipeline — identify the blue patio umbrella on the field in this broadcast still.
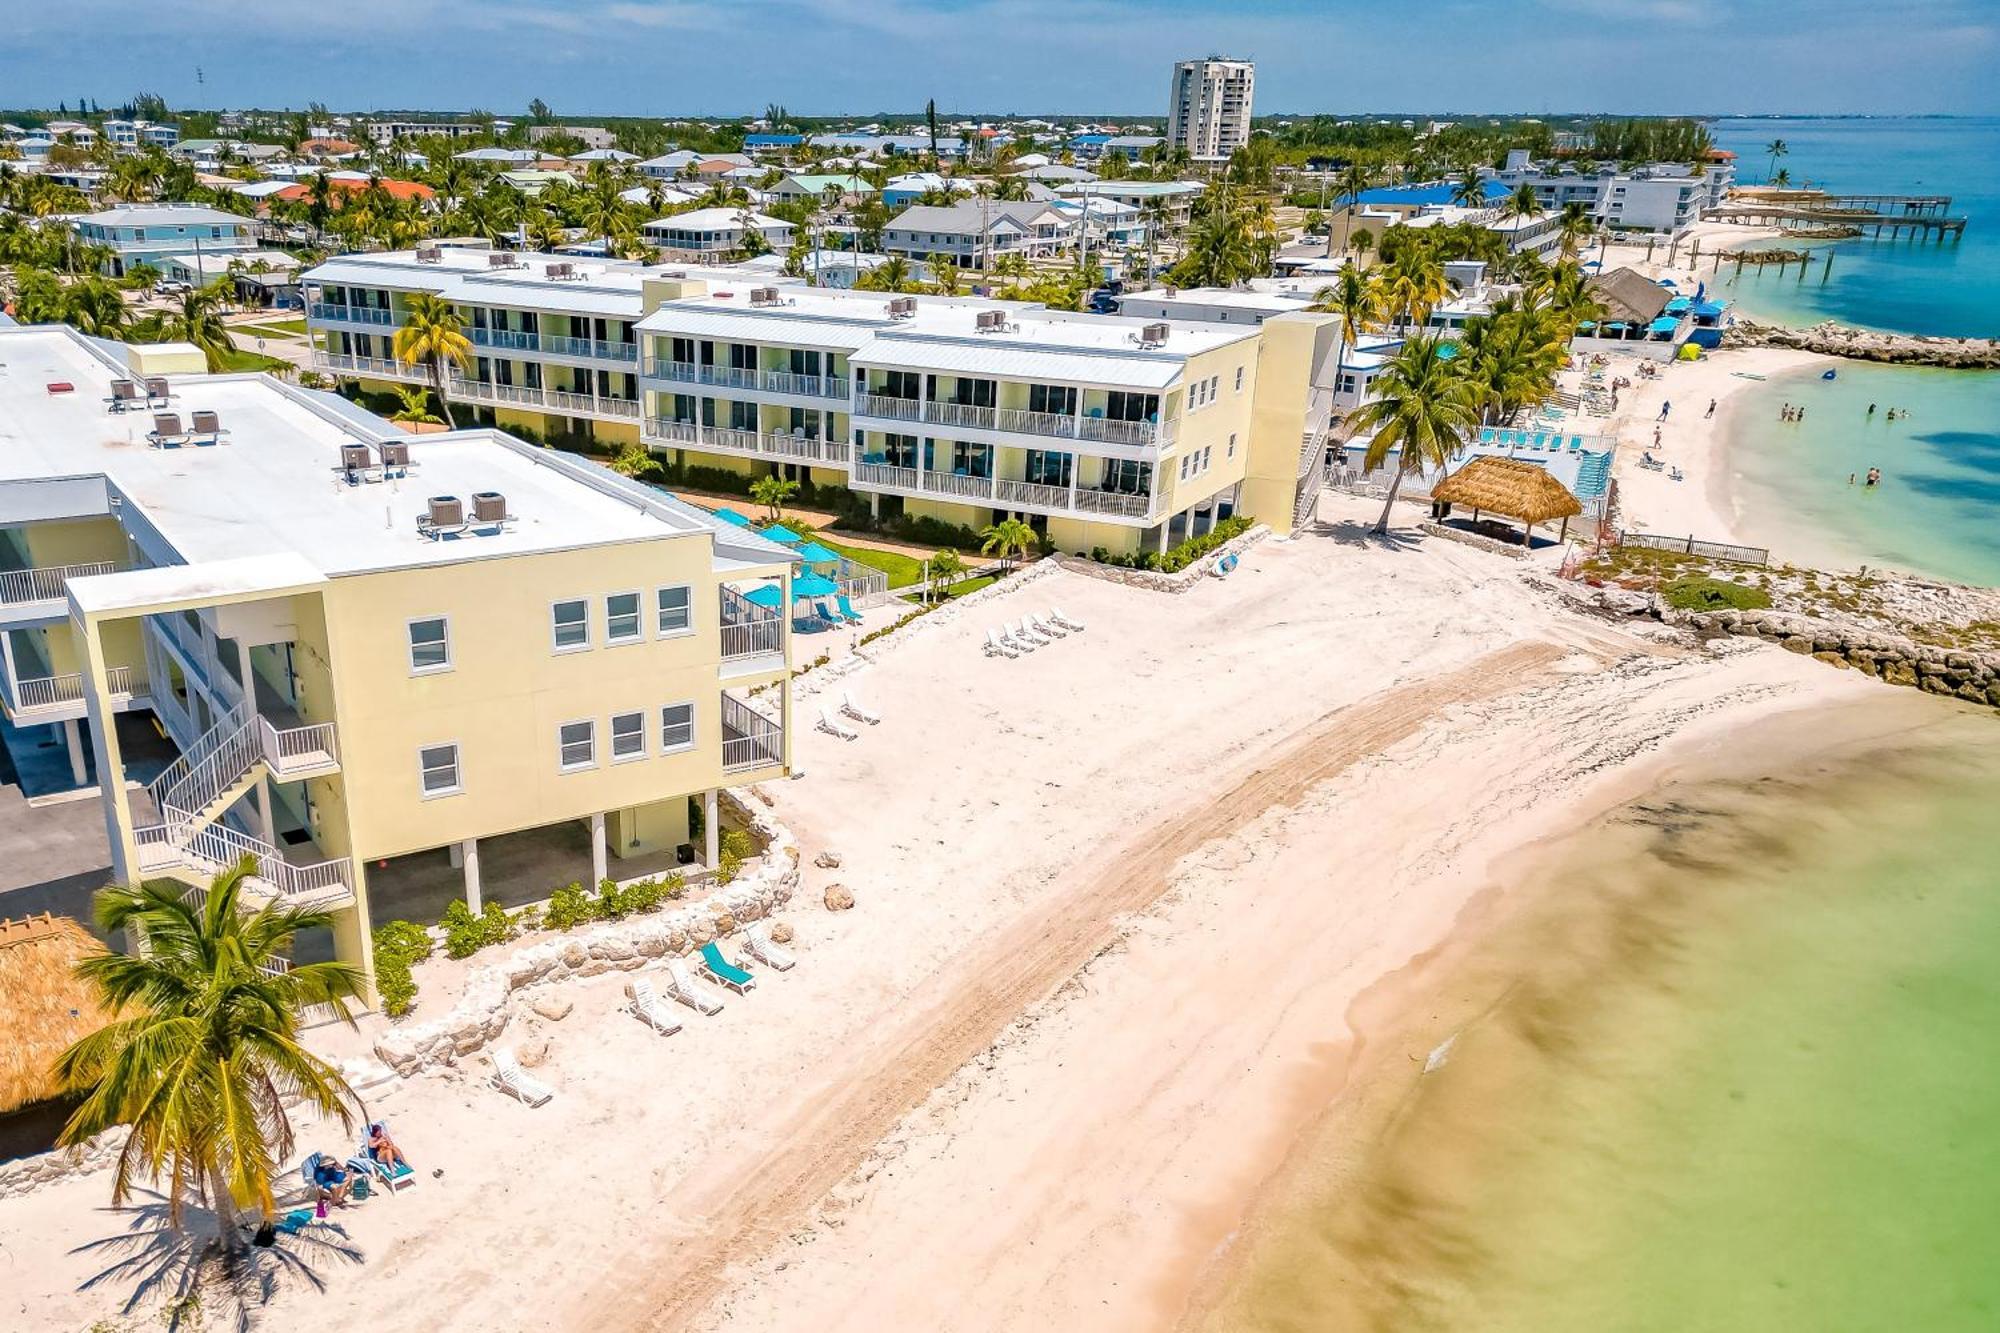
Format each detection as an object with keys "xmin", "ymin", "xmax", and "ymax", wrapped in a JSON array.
[
  {"xmin": 1603, "ymin": 321, "xmax": 1627, "ymax": 332},
  {"xmin": 794, "ymin": 573, "xmax": 840, "ymax": 598},
  {"xmin": 741, "ymin": 584, "xmax": 784, "ymax": 610},
  {"xmin": 794, "ymin": 541, "xmax": 842, "ymax": 565},
  {"xmin": 1648, "ymin": 315, "xmax": 1680, "ymax": 335},
  {"xmin": 1577, "ymin": 320, "xmax": 1598, "ymax": 331},
  {"xmin": 1434, "ymin": 342, "xmax": 1459, "ymax": 360},
  {"xmin": 1665, "ymin": 297, "xmax": 1692, "ymax": 313},
  {"xmin": 758, "ymin": 524, "xmax": 804, "ymax": 545},
  {"xmin": 1659, "ymin": 278, "xmax": 1678, "ymax": 288},
  {"xmin": 713, "ymin": 507, "xmax": 753, "ymax": 528}
]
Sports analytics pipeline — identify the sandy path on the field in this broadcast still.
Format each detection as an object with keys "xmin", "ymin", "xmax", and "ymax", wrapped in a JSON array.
[{"xmin": 589, "ymin": 640, "xmax": 1569, "ymax": 1331}]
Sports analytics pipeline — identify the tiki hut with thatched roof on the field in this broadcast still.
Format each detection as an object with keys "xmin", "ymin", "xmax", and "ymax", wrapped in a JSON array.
[
  {"xmin": 1429, "ymin": 456, "xmax": 1585, "ymax": 548},
  {"xmin": 0, "ymin": 913, "xmax": 112, "ymax": 1161}
]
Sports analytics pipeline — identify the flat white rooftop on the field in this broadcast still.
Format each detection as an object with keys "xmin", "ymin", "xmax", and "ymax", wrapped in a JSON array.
[
  {"xmin": 305, "ymin": 249, "xmax": 795, "ymax": 319},
  {"xmin": 0, "ymin": 326, "xmax": 783, "ymax": 580}
]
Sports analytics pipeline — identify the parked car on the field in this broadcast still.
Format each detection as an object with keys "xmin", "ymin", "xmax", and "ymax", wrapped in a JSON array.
[{"xmin": 152, "ymin": 279, "xmax": 190, "ymax": 296}]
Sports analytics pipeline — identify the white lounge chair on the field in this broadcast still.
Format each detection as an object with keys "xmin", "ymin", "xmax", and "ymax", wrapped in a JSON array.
[
  {"xmin": 999, "ymin": 624, "xmax": 1036, "ymax": 653},
  {"xmin": 1050, "ymin": 606, "xmax": 1086, "ymax": 632},
  {"xmin": 984, "ymin": 629, "xmax": 1019, "ymax": 659},
  {"xmin": 490, "ymin": 1047, "xmax": 553, "ymax": 1107},
  {"xmin": 817, "ymin": 704, "xmax": 859, "ymax": 741},
  {"xmin": 629, "ymin": 978, "xmax": 683, "ymax": 1035},
  {"xmin": 664, "ymin": 957, "xmax": 725, "ymax": 1015},
  {"xmin": 742, "ymin": 920, "xmax": 795, "ymax": 971},
  {"xmin": 840, "ymin": 690, "xmax": 880, "ymax": 725},
  {"xmin": 1009, "ymin": 619, "xmax": 1048, "ymax": 648},
  {"xmin": 1027, "ymin": 611, "xmax": 1066, "ymax": 640}
]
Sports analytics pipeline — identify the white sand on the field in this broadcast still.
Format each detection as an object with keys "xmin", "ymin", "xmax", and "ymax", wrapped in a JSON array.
[{"xmin": 0, "ymin": 495, "xmax": 1881, "ymax": 1333}]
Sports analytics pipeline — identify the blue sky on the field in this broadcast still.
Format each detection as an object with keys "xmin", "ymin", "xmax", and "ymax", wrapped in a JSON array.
[{"xmin": 5, "ymin": 0, "xmax": 1996, "ymax": 117}]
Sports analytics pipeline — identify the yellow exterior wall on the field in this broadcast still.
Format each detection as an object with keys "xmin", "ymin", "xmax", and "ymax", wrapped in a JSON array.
[
  {"xmin": 20, "ymin": 517, "xmax": 126, "ymax": 569},
  {"xmin": 125, "ymin": 343, "xmax": 208, "ymax": 376},
  {"xmin": 902, "ymin": 496, "xmax": 989, "ymax": 529},
  {"xmin": 1239, "ymin": 313, "xmax": 1335, "ymax": 536},
  {"xmin": 1047, "ymin": 516, "xmax": 1142, "ymax": 557},
  {"xmin": 610, "ymin": 796, "xmax": 691, "ymax": 861},
  {"xmin": 677, "ymin": 448, "xmax": 759, "ymax": 477},
  {"xmin": 318, "ymin": 537, "xmax": 786, "ymax": 862},
  {"xmin": 1156, "ymin": 340, "xmax": 1260, "ymax": 518}
]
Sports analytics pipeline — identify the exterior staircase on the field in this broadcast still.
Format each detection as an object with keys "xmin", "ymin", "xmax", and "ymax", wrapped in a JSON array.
[
  {"xmin": 135, "ymin": 704, "xmax": 352, "ymax": 908},
  {"xmin": 1291, "ymin": 386, "xmax": 1339, "ymax": 531}
]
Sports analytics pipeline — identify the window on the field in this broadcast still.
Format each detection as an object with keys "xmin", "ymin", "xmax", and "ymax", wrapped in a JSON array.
[
  {"xmin": 606, "ymin": 592, "xmax": 642, "ymax": 644},
  {"xmin": 660, "ymin": 702, "xmax": 695, "ymax": 751},
  {"xmin": 1227, "ymin": 432, "xmax": 1237, "ymax": 458},
  {"xmin": 657, "ymin": 585, "xmax": 692, "ymax": 635},
  {"xmin": 1179, "ymin": 455, "xmax": 1190, "ymax": 481},
  {"xmin": 610, "ymin": 710, "xmax": 647, "ymax": 761},
  {"xmin": 419, "ymin": 743, "xmax": 461, "ymax": 796},
  {"xmin": 1234, "ymin": 366, "xmax": 1245, "ymax": 392},
  {"xmin": 557, "ymin": 720, "xmax": 596, "ymax": 771},
  {"xmin": 552, "ymin": 599, "xmax": 589, "ymax": 651},
  {"xmin": 407, "ymin": 616, "xmax": 451, "ymax": 674}
]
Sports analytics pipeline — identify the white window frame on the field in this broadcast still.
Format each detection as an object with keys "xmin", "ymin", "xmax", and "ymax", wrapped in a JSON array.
[
  {"xmin": 557, "ymin": 718, "xmax": 597, "ymax": 772},
  {"xmin": 609, "ymin": 710, "xmax": 647, "ymax": 762},
  {"xmin": 1178, "ymin": 455, "xmax": 1190, "ymax": 481},
  {"xmin": 1234, "ymin": 365, "xmax": 1245, "ymax": 392},
  {"xmin": 660, "ymin": 701, "xmax": 696, "ymax": 753},
  {"xmin": 656, "ymin": 584, "xmax": 693, "ymax": 636},
  {"xmin": 406, "ymin": 615, "xmax": 452, "ymax": 675},
  {"xmin": 418, "ymin": 742, "xmax": 462, "ymax": 798},
  {"xmin": 605, "ymin": 591, "xmax": 644, "ymax": 646},
  {"xmin": 551, "ymin": 598, "xmax": 590, "ymax": 653},
  {"xmin": 1227, "ymin": 432, "xmax": 1237, "ymax": 458}
]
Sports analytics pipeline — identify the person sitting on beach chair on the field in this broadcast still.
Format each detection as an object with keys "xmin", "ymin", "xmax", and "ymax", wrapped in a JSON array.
[
  {"xmin": 365, "ymin": 1121, "xmax": 409, "ymax": 1174},
  {"xmin": 304, "ymin": 1151, "xmax": 352, "ymax": 1207}
]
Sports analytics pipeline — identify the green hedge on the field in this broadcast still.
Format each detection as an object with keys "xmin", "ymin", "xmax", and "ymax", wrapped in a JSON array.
[{"xmin": 1085, "ymin": 515, "xmax": 1253, "ymax": 572}]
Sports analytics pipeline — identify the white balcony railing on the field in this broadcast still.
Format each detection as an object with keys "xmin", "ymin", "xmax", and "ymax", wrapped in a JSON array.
[
  {"xmin": 1073, "ymin": 486, "xmax": 1156, "ymax": 518},
  {"xmin": 996, "ymin": 477, "xmax": 1073, "ymax": 510},
  {"xmin": 1079, "ymin": 415, "xmax": 1167, "ymax": 447},
  {"xmin": 720, "ymin": 586, "xmax": 784, "ymax": 661},
  {"xmin": 721, "ymin": 692, "xmax": 784, "ymax": 774},
  {"xmin": 12, "ymin": 664, "xmax": 140, "ymax": 712},
  {"xmin": 758, "ymin": 368, "xmax": 850, "ymax": 400},
  {"xmin": 642, "ymin": 358, "xmax": 700, "ymax": 383},
  {"xmin": 542, "ymin": 333, "xmax": 639, "ymax": 363},
  {"xmin": 0, "ymin": 561, "xmax": 117, "ymax": 606},
  {"xmin": 854, "ymin": 393, "xmax": 922, "ymax": 422},
  {"xmin": 471, "ymin": 327, "xmax": 540, "ymax": 353},
  {"xmin": 313, "ymin": 351, "xmax": 421, "ymax": 380},
  {"xmin": 309, "ymin": 302, "xmax": 394, "ymax": 326},
  {"xmin": 923, "ymin": 470, "xmax": 996, "ymax": 500},
  {"xmin": 992, "ymin": 405, "xmax": 1080, "ymax": 440},
  {"xmin": 853, "ymin": 461, "xmax": 920, "ymax": 490},
  {"xmin": 925, "ymin": 399, "xmax": 999, "ymax": 431}
]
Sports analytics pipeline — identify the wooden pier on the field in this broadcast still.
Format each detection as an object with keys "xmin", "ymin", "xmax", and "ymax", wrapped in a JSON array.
[{"xmin": 1712, "ymin": 190, "xmax": 1967, "ymax": 239}]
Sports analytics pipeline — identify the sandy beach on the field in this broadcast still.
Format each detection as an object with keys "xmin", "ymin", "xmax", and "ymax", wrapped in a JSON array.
[{"xmin": 0, "ymin": 489, "xmax": 1886, "ymax": 1333}]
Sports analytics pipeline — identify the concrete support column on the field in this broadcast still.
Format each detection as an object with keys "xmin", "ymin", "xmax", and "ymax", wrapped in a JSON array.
[
  {"xmin": 78, "ymin": 615, "xmax": 138, "ymax": 890},
  {"xmin": 235, "ymin": 639, "xmax": 255, "ymax": 711},
  {"xmin": 704, "ymin": 788, "xmax": 720, "ymax": 868},
  {"xmin": 590, "ymin": 811, "xmax": 608, "ymax": 885},
  {"xmin": 250, "ymin": 778, "xmax": 275, "ymax": 848},
  {"xmin": 461, "ymin": 837, "xmax": 481, "ymax": 912},
  {"xmin": 63, "ymin": 717, "xmax": 89, "ymax": 787}
]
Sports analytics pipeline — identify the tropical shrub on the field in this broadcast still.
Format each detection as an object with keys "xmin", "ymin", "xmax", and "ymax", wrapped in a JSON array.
[
  {"xmin": 372, "ymin": 919, "xmax": 434, "ymax": 1017},
  {"xmin": 545, "ymin": 881, "xmax": 596, "ymax": 932},
  {"xmin": 1662, "ymin": 576, "xmax": 1771, "ymax": 612},
  {"xmin": 716, "ymin": 830, "xmax": 755, "ymax": 885}
]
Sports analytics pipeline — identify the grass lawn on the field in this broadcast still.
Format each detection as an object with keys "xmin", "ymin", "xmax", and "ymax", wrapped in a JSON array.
[
  {"xmin": 819, "ymin": 540, "xmax": 926, "ymax": 589},
  {"xmin": 235, "ymin": 318, "xmax": 308, "ymax": 339},
  {"xmin": 217, "ymin": 348, "xmax": 295, "ymax": 375},
  {"xmin": 943, "ymin": 574, "xmax": 999, "ymax": 599}
]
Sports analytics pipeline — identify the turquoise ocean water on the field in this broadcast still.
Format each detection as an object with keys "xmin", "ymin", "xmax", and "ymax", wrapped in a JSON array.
[{"xmin": 1705, "ymin": 118, "xmax": 2000, "ymax": 584}]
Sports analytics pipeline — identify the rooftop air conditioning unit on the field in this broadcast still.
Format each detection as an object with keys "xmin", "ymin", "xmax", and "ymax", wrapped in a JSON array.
[
  {"xmin": 487, "ymin": 251, "xmax": 513, "ymax": 268},
  {"xmin": 749, "ymin": 286, "xmax": 778, "ymax": 306},
  {"xmin": 377, "ymin": 440, "xmax": 412, "ymax": 474},
  {"xmin": 975, "ymin": 310, "xmax": 1005, "ymax": 331},
  {"xmin": 888, "ymin": 296, "xmax": 917, "ymax": 318},
  {"xmin": 339, "ymin": 443, "xmax": 373, "ymax": 477},
  {"xmin": 422, "ymin": 495, "xmax": 465, "ymax": 535},
  {"xmin": 416, "ymin": 245, "xmax": 442, "ymax": 264},
  {"xmin": 1140, "ymin": 321, "xmax": 1170, "ymax": 346},
  {"xmin": 471, "ymin": 491, "xmax": 508, "ymax": 524}
]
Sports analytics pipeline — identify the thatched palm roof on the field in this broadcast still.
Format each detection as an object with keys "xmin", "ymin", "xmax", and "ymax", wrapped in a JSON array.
[
  {"xmin": 1586, "ymin": 266, "xmax": 1671, "ymax": 325},
  {"xmin": 0, "ymin": 914, "xmax": 112, "ymax": 1115},
  {"xmin": 1432, "ymin": 457, "xmax": 1584, "ymax": 525}
]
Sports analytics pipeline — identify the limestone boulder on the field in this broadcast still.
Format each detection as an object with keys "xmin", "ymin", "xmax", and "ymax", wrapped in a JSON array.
[{"xmin": 824, "ymin": 883, "xmax": 855, "ymax": 912}]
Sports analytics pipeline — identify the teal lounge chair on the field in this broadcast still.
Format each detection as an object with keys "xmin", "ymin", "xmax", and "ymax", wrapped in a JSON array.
[
  {"xmin": 836, "ymin": 594, "xmax": 864, "ymax": 625},
  {"xmin": 699, "ymin": 940, "xmax": 755, "ymax": 993}
]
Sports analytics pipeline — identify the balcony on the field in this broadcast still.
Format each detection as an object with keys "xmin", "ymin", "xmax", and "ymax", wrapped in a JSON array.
[
  {"xmin": 854, "ymin": 392, "xmax": 922, "ymax": 423},
  {"xmin": 2, "ymin": 664, "xmax": 143, "ymax": 721},
  {"xmin": 720, "ymin": 586, "xmax": 785, "ymax": 674},
  {"xmin": 308, "ymin": 302, "xmax": 394, "ymax": 327},
  {"xmin": 850, "ymin": 460, "xmax": 1160, "ymax": 522},
  {"xmin": 757, "ymin": 368, "xmax": 850, "ymax": 400},
  {"xmin": 540, "ymin": 332, "xmax": 639, "ymax": 363},
  {"xmin": 924, "ymin": 399, "xmax": 998, "ymax": 432},
  {"xmin": 470, "ymin": 326, "xmax": 541, "ymax": 353},
  {"xmin": 449, "ymin": 376, "xmax": 641, "ymax": 420},
  {"xmin": 853, "ymin": 395, "xmax": 1174, "ymax": 450},
  {"xmin": 0, "ymin": 561, "xmax": 118, "ymax": 623},
  {"xmin": 312, "ymin": 350, "xmax": 421, "ymax": 381},
  {"xmin": 642, "ymin": 419, "xmax": 851, "ymax": 466},
  {"xmin": 721, "ymin": 691, "xmax": 784, "ymax": 775}
]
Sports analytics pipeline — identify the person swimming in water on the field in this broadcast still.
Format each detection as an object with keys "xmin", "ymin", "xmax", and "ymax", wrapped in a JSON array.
[{"xmin": 1866, "ymin": 467, "xmax": 1882, "ymax": 488}]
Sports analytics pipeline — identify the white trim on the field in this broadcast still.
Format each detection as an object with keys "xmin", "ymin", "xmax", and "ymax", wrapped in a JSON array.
[
  {"xmin": 407, "ymin": 614, "xmax": 452, "ymax": 675},
  {"xmin": 605, "ymin": 590, "xmax": 644, "ymax": 646},
  {"xmin": 551, "ymin": 597, "xmax": 591, "ymax": 653},
  {"xmin": 418, "ymin": 741, "xmax": 462, "ymax": 798},
  {"xmin": 656, "ymin": 583, "xmax": 693, "ymax": 637},
  {"xmin": 556, "ymin": 717, "xmax": 597, "ymax": 771},
  {"xmin": 660, "ymin": 700, "xmax": 696, "ymax": 753},
  {"xmin": 609, "ymin": 709, "xmax": 647, "ymax": 762}
]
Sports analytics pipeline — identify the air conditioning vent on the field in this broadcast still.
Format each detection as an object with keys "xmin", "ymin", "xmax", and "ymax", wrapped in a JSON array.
[
  {"xmin": 749, "ymin": 286, "xmax": 779, "ymax": 306},
  {"xmin": 339, "ymin": 443, "xmax": 372, "ymax": 474},
  {"xmin": 487, "ymin": 251, "xmax": 514, "ymax": 268},
  {"xmin": 1139, "ymin": 320, "xmax": 1170, "ymax": 346},
  {"xmin": 378, "ymin": 440, "xmax": 412, "ymax": 474},
  {"xmin": 471, "ymin": 491, "xmax": 508, "ymax": 524}
]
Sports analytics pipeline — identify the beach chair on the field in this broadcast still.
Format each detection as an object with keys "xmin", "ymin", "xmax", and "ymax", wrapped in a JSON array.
[
  {"xmin": 664, "ymin": 958, "xmax": 725, "ymax": 1015},
  {"xmin": 1027, "ymin": 611, "xmax": 1066, "ymax": 640},
  {"xmin": 814, "ymin": 603, "xmax": 843, "ymax": 631},
  {"xmin": 1050, "ymin": 606, "xmax": 1086, "ymax": 633},
  {"xmin": 817, "ymin": 704, "xmax": 858, "ymax": 740},
  {"xmin": 999, "ymin": 623, "xmax": 1037, "ymax": 653},
  {"xmin": 150, "ymin": 413, "xmax": 188, "ymax": 447},
  {"xmin": 984, "ymin": 628, "xmax": 1019, "ymax": 659},
  {"xmin": 698, "ymin": 939, "xmax": 756, "ymax": 994},
  {"xmin": 190, "ymin": 409, "xmax": 221, "ymax": 444},
  {"xmin": 490, "ymin": 1047, "xmax": 553, "ymax": 1107},
  {"xmin": 143, "ymin": 376, "xmax": 171, "ymax": 407},
  {"xmin": 835, "ymin": 594, "xmax": 865, "ymax": 625},
  {"xmin": 742, "ymin": 920, "xmax": 795, "ymax": 971},
  {"xmin": 350, "ymin": 1121, "xmax": 418, "ymax": 1194},
  {"xmin": 1477, "ymin": 427, "xmax": 1496, "ymax": 445},
  {"xmin": 109, "ymin": 379, "xmax": 141, "ymax": 412},
  {"xmin": 1010, "ymin": 619, "xmax": 1050, "ymax": 647},
  {"xmin": 629, "ymin": 977, "xmax": 684, "ymax": 1035},
  {"xmin": 839, "ymin": 690, "xmax": 880, "ymax": 725}
]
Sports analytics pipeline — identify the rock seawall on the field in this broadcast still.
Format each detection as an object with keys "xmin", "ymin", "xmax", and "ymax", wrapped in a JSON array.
[
  {"xmin": 1676, "ymin": 607, "xmax": 2000, "ymax": 707},
  {"xmin": 1726, "ymin": 318, "xmax": 2000, "ymax": 370}
]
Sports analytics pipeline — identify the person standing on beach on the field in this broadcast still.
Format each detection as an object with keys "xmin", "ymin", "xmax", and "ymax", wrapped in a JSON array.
[
  {"xmin": 1706, "ymin": 399, "xmax": 1716, "ymax": 419},
  {"xmin": 1659, "ymin": 400, "xmax": 1672, "ymax": 421}
]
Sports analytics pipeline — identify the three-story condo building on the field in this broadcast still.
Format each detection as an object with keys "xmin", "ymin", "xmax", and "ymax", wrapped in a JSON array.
[
  {"xmin": 0, "ymin": 323, "xmax": 795, "ymax": 1001},
  {"xmin": 305, "ymin": 249, "xmax": 1335, "ymax": 555}
]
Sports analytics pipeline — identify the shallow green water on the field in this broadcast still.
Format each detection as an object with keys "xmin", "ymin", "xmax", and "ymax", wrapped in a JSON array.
[{"xmin": 1199, "ymin": 715, "xmax": 2000, "ymax": 1333}]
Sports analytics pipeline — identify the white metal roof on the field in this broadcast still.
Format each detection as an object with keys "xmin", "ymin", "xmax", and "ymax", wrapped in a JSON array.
[{"xmin": 853, "ymin": 335, "xmax": 1187, "ymax": 390}]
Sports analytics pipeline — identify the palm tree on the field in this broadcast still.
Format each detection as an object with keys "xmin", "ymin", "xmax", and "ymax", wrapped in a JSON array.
[
  {"xmin": 1504, "ymin": 182, "xmax": 1544, "ymax": 225},
  {"xmin": 388, "ymin": 383, "xmax": 443, "ymax": 426},
  {"xmin": 1451, "ymin": 171, "xmax": 1486, "ymax": 209},
  {"xmin": 392, "ymin": 292, "xmax": 473, "ymax": 426},
  {"xmin": 979, "ymin": 516, "xmax": 1038, "ymax": 569},
  {"xmin": 610, "ymin": 441, "xmax": 663, "ymax": 480},
  {"xmin": 750, "ymin": 474, "xmax": 800, "ymax": 522},
  {"xmin": 1555, "ymin": 200, "xmax": 1595, "ymax": 259},
  {"xmin": 56, "ymin": 864, "xmax": 364, "ymax": 1255},
  {"xmin": 1330, "ymin": 163, "xmax": 1376, "ymax": 257},
  {"xmin": 161, "ymin": 281, "xmax": 236, "ymax": 371},
  {"xmin": 1379, "ymin": 247, "xmax": 1448, "ymax": 333},
  {"xmin": 1312, "ymin": 264, "xmax": 1380, "ymax": 382},
  {"xmin": 1345, "ymin": 334, "xmax": 1481, "ymax": 535},
  {"xmin": 1764, "ymin": 138, "xmax": 1788, "ymax": 185},
  {"xmin": 1771, "ymin": 168, "xmax": 1792, "ymax": 190},
  {"xmin": 926, "ymin": 546, "xmax": 965, "ymax": 602}
]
